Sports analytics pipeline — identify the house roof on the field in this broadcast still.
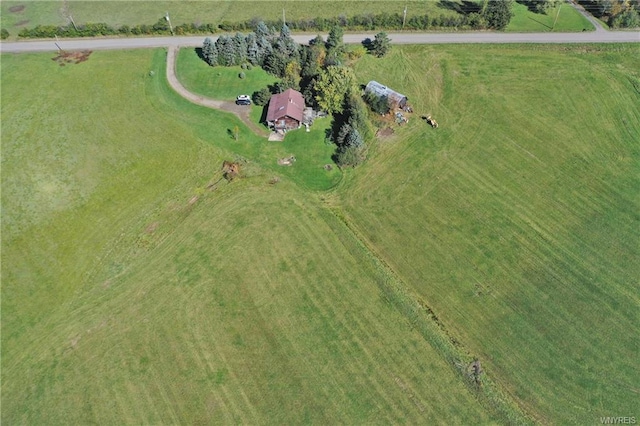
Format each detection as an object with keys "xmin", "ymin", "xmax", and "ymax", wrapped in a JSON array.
[
  {"xmin": 266, "ymin": 89, "xmax": 305, "ymax": 123},
  {"xmin": 365, "ymin": 80, "xmax": 407, "ymax": 105}
]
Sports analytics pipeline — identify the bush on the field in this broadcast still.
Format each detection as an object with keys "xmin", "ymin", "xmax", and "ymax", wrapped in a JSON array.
[
  {"xmin": 1, "ymin": 28, "xmax": 9, "ymax": 40},
  {"xmin": 610, "ymin": 9, "xmax": 640, "ymax": 28},
  {"xmin": 335, "ymin": 145, "xmax": 366, "ymax": 167},
  {"xmin": 238, "ymin": 72, "xmax": 246, "ymax": 79},
  {"xmin": 252, "ymin": 87, "xmax": 272, "ymax": 106},
  {"xmin": 364, "ymin": 92, "xmax": 390, "ymax": 115}
]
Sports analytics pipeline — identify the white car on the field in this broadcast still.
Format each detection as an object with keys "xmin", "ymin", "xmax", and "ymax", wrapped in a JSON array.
[{"xmin": 236, "ymin": 95, "xmax": 251, "ymax": 105}]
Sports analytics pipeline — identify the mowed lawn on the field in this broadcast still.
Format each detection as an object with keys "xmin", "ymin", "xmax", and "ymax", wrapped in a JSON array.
[
  {"xmin": 345, "ymin": 44, "xmax": 640, "ymax": 423},
  {"xmin": 174, "ymin": 46, "xmax": 341, "ymax": 191},
  {"xmin": 507, "ymin": 1, "xmax": 594, "ymax": 32},
  {"xmin": 1, "ymin": 49, "xmax": 496, "ymax": 424},
  {"xmin": 176, "ymin": 47, "xmax": 279, "ymax": 102}
]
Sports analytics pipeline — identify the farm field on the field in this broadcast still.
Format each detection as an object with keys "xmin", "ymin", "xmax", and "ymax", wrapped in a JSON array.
[
  {"xmin": 345, "ymin": 43, "xmax": 640, "ymax": 423},
  {"xmin": 1, "ymin": 49, "xmax": 499, "ymax": 424},
  {"xmin": 1, "ymin": 1, "xmax": 456, "ymax": 32},
  {"xmin": 2, "ymin": 41, "xmax": 639, "ymax": 424},
  {"xmin": 0, "ymin": 0, "xmax": 594, "ymax": 36}
]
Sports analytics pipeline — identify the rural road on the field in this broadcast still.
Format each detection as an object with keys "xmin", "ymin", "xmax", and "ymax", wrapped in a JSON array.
[
  {"xmin": 165, "ymin": 46, "xmax": 267, "ymax": 136},
  {"xmin": 1, "ymin": 30, "xmax": 638, "ymax": 53}
]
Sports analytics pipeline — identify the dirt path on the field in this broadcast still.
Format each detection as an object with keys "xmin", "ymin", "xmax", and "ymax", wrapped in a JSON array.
[{"xmin": 165, "ymin": 46, "xmax": 268, "ymax": 137}]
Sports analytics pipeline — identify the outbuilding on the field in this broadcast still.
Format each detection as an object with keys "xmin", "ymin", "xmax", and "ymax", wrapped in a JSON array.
[
  {"xmin": 365, "ymin": 81, "xmax": 408, "ymax": 109},
  {"xmin": 266, "ymin": 88, "xmax": 306, "ymax": 131}
]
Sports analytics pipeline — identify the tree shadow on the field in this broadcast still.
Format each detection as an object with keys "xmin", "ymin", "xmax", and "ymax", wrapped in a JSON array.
[
  {"xmin": 528, "ymin": 15, "xmax": 552, "ymax": 29},
  {"xmin": 362, "ymin": 37, "xmax": 373, "ymax": 53},
  {"xmin": 259, "ymin": 105, "xmax": 268, "ymax": 126},
  {"xmin": 437, "ymin": 0, "xmax": 482, "ymax": 15},
  {"xmin": 516, "ymin": 0, "xmax": 552, "ymax": 14},
  {"xmin": 194, "ymin": 47, "xmax": 206, "ymax": 63}
]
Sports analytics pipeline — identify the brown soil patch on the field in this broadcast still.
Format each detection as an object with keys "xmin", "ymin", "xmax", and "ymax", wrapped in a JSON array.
[
  {"xmin": 222, "ymin": 161, "xmax": 240, "ymax": 181},
  {"xmin": 9, "ymin": 5, "xmax": 25, "ymax": 13},
  {"xmin": 52, "ymin": 50, "xmax": 92, "ymax": 66},
  {"xmin": 376, "ymin": 127, "xmax": 395, "ymax": 138},
  {"xmin": 188, "ymin": 195, "xmax": 199, "ymax": 205},
  {"xmin": 14, "ymin": 19, "xmax": 29, "ymax": 27},
  {"xmin": 145, "ymin": 222, "xmax": 159, "ymax": 234},
  {"xmin": 277, "ymin": 155, "xmax": 296, "ymax": 166}
]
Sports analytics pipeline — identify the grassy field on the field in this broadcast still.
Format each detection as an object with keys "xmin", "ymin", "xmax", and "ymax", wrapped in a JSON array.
[
  {"xmin": 507, "ymin": 1, "xmax": 594, "ymax": 32},
  {"xmin": 346, "ymin": 44, "xmax": 640, "ymax": 423},
  {"xmin": 1, "ymin": 0, "xmax": 457, "ymax": 33},
  {"xmin": 0, "ymin": 0, "xmax": 594, "ymax": 36},
  {"xmin": 1, "ymin": 48, "xmax": 500, "ymax": 424},
  {"xmin": 3, "ymin": 40, "xmax": 639, "ymax": 424}
]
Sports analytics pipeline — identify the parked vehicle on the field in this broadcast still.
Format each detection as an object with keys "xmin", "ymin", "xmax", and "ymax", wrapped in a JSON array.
[{"xmin": 236, "ymin": 95, "xmax": 251, "ymax": 105}]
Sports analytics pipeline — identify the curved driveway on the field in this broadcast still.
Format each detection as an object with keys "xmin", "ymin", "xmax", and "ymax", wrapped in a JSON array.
[
  {"xmin": 1, "ymin": 29, "xmax": 638, "ymax": 54},
  {"xmin": 165, "ymin": 46, "xmax": 267, "ymax": 135}
]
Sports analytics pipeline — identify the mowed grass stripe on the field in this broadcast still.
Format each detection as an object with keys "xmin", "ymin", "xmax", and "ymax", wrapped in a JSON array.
[
  {"xmin": 347, "ymin": 44, "xmax": 639, "ymax": 423},
  {"xmin": 1, "ymin": 46, "xmax": 496, "ymax": 421}
]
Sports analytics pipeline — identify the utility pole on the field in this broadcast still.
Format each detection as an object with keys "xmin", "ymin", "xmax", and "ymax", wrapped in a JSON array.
[
  {"xmin": 69, "ymin": 15, "xmax": 78, "ymax": 31},
  {"xmin": 402, "ymin": 5, "xmax": 407, "ymax": 29},
  {"xmin": 552, "ymin": 2, "xmax": 562, "ymax": 30},
  {"xmin": 165, "ymin": 11, "xmax": 173, "ymax": 35}
]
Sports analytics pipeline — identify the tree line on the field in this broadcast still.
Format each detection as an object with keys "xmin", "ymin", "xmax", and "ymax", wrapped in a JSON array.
[{"xmin": 15, "ymin": 4, "xmax": 521, "ymax": 40}]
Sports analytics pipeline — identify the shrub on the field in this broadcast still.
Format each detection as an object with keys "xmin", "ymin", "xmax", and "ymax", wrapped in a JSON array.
[
  {"xmin": 252, "ymin": 87, "xmax": 272, "ymax": 106},
  {"xmin": 1, "ymin": 28, "xmax": 9, "ymax": 40},
  {"xmin": 364, "ymin": 92, "xmax": 390, "ymax": 115},
  {"xmin": 239, "ymin": 72, "xmax": 246, "ymax": 79},
  {"xmin": 335, "ymin": 145, "xmax": 366, "ymax": 167}
]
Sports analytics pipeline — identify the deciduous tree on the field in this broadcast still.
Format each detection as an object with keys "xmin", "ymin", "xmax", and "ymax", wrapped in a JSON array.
[{"xmin": 313, "ymin": 66, "xmax": 356, "ymax": 114}]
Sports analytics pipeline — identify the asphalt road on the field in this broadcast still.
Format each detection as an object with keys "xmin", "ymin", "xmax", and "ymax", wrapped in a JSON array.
[{"xmin": 1, "ymin": 30, "xmax": 638, "ymax": 53}]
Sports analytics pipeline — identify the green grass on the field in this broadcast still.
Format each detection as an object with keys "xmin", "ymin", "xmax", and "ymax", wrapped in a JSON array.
[
  {"xmin": 1, "ymin": 48, "xmax": 496, "ymax": 424},
  {"xmin": 1, "ymin": 1, "xmax": 458, "ymax": 33},
  {"xmin": 506, "ymin": 1, "xmax": 594, "ymax": 32},
  {"xmin": 3, "ymin": 41, "xmax": 639, "ymax": 425},
  {"xmin": 174, "ymin": 47, "xmax": 340, "ymax": 191},
  {"xmin": 176, "ymin": 48, "xmax": 278, "ymax": 101},
  {"xmin": 346, "ymin": 43, "xmax": 640, "ymax": 424}
]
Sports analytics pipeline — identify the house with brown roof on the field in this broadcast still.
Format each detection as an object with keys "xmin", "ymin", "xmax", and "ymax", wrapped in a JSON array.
[{"xmin": 266, "ymin": 88, "xmax": 305, "ymax": 131}]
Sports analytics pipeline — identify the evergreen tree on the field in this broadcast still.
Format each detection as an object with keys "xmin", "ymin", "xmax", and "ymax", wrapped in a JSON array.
[
  {"xmin": 245, "ymin": 32, "xmax": 260, "ymax": 65},
  {"xmin": 275, "ymin": 24, "xmax": 299, "ymax": 63},
  {"xmin": 254, "ymin": 21, "xmax": 273, "ymax": 66},
  {"xmin": 345, "ymin": 127, "xmax": 364, "ymax": 149},
  {"xmin": 254, "ymin": 20, "xmax": 272, "ymax": 39},
  {"xmin": 483, "ymin": 0, "xmax": 514, "ymax": 30},
  {"xmin": 233, "ymin": 32, "xmax": 248, "ymax": 64},
  {"xmin": 371, "ymin": 32, "xmax": 391, "ymax": 57},
  {"xmin": 325, "ymin": 25, "xmax": 344, "ymax": 52},
  {"xmin": 215, "ymin": 35, "xmax": 236, "ymax": 66},
  {"xmin": 325, "ymin": 26, "xmax": 344, "ymax": 65},
  {"xmin": 202, "ymin": 37, "xmax": 218, "ymax": 66}
]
